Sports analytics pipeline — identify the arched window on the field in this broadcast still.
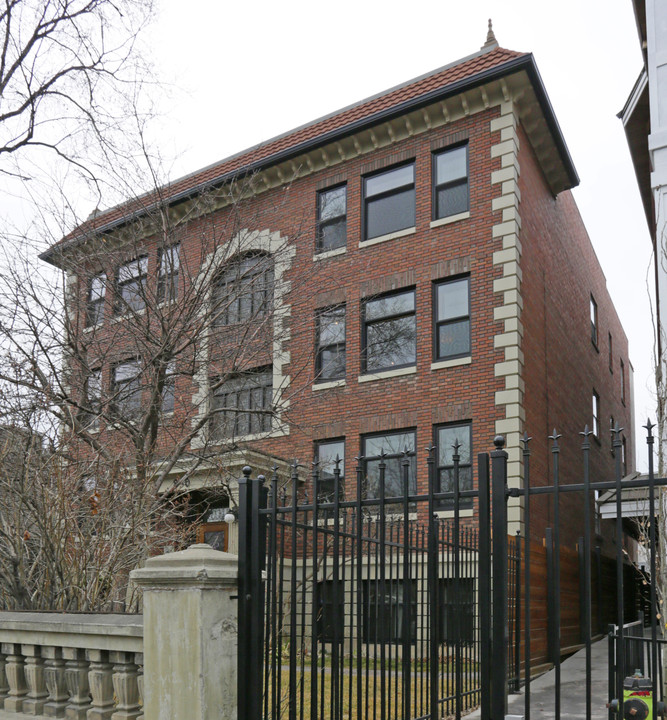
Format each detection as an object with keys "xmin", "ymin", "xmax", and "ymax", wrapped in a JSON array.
[{"xmin": 212, "ymin": 253, "xmax": 273, "ymax": 326}]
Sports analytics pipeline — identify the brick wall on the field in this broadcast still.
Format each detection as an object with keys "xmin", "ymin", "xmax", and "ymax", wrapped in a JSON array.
[
  {"xmin": 69, "ymin": 98, "xmax": 633, "ymax": 548},
  {"xmin": 518, "ymin": 122, "xmax": 633, "ymax": 548},
  {"xmin": 242, "ymin": 107, "xmax": 507, "ymax": 512}
]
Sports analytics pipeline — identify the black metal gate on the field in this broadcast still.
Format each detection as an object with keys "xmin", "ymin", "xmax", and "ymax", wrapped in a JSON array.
[
  {"xmin": 495, "ymin": 424, "xmax": 666, "ymax": 720},
  {"xmin": 237, "ymin": 424, "xmax": 666, "ymax": 720}
]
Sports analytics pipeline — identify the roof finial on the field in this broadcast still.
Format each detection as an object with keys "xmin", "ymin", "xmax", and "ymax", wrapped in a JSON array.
[{"xmin": 481, "ymin": 18, "xmax": 498, "ymax": 52}]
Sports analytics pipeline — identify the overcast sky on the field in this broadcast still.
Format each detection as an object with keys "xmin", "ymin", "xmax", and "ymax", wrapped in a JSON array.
[{"xmin": 144, "ymin": 0, "xmax": 653, "ymax": 468}]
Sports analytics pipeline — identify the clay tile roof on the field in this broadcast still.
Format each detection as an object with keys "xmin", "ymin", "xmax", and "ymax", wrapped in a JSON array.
[
  {"xmin": 47, "ymin": 46, "xmax": 528, "ymax": 254},
  {"xmin": 174, "ymin": 46, "xmax": 526, "ymax": 193}
]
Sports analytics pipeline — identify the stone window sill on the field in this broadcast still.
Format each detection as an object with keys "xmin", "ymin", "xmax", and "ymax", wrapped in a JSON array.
[
  {"xmin": 358, "ymin": 366, "xmax": 416, "ymax": 383},
  {"xmin": 359, "ymin": 226, "xmax": 416, "ymax": 248},
  {"xmin": 430, "ymin": 211, "xmax": 470, "ymax": 228},
  {"xmin": 313, "ymin": 379, "xmax": 346, "ymax": 391},
  {"xmin": 431, "ymin": 357, "xmax": 472, "ymax": 371},
  {"xmin": 314, "ymin": 247, "xmax": 346, "ymax": 261}
]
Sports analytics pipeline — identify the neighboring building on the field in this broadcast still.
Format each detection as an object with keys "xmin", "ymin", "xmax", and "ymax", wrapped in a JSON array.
[
  {"xmin": 620, "ymin": 0, "xmax": 667, "ymax": 470},
  {"xmin": 42, "ymin": 26, "xmax": 633, "ymax": 547}
]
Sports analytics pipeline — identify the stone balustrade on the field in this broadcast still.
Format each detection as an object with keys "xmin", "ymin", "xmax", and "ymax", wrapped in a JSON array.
[
  {"xmin": 0, "ymin": 545, "xmax": 239, "ymax": 720},
  {"xmin": 0, "ymin": 612, "xmax": 143, "ymax": 719}
]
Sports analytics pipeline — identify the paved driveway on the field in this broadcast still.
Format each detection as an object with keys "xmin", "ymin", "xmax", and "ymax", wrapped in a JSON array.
[{"xmin": 466, "ymin": 637, "xmax": 611, "ymax": 719}]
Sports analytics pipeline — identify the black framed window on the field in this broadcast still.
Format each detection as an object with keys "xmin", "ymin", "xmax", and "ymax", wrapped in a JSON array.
[
  {"xmin": 436, "ymin": 422, "xmax": 472, "ymax": 508},
  {"xmin": 362, "ymin": 430, "xmax": 416, "ymax": 500},
  {"xmin": 86, "ymin": 273, "xmax": 106, "ymax": 327},
  {"xmin": 438, "ymin": 578, "xmax": 475, "ymax": 644},
  {"xmin": 594, "ymin": 489, "xmax": 601, "ymax": 535},
  {"xmin": 317, "ymin": 580, "xmax": 345, "ymax": 643},
  {"xmin": 622, "ymin": 436, "xmax": 627, "ymax": 476},
  {"xmin": 316, "ymin": 306, "xmax": 346, "ymax": 381},
  {"xmin": 620, "ymin": 359, "xmax": 626, "ymax": 403},
  {"xmin": 608, "ymin": 333, "xmax": 613, "ymax": 372},
  {"xmin": 590, "ymin": 295, "xmax": 598, "ymax": 347},
  {"xmin": 433, "ymin": 145, "xmax": 469, "ymax": 219},
  {"xmin": 363, "ymin": 164, "xmax": 415, "ymax": 241},
  {"xmin": 363, "ymin": 579, "xmax": 417, "ymax": 644},
  {"xmin": 363, "ymin": 289, "xmax": 416, "ymax": 373},
  {"xmin": 158, "ymin": 244, "xmax": 180, "ymax": 304},
  {"xmin": 111, "ymin": 360, "xmax": 141, "ymax": 421},
  {"xmin": 315, "ymin": 438, "xmax": 345, "ymax": 503},
  {"xmin": 317, "ymin": 185, "xmax": 347, "ymax": 252},
  {"xmin": 592, "ymin": 391, "xmax": 600, "ymax": 438},
  {"xmin": 434, "ymin": 277, "xmax": 470, "ymax": 360},
  {"xmin": 115, "ymin": 257, "xmax": 148, "ymax": 315},
  {"xmin": 162, "ymin": 362, "xmax": 176, "ymax": 414},
  {"xmin": 213, "ymin": 254, "xmax": 273, "ymax": 326},
  {"xmin": 210, "ymin": 368, "xmax": 273, "ymax": 439},
  {"xmin": 83, "ymin": 368, "xmax": 102, "ymax": 430}
]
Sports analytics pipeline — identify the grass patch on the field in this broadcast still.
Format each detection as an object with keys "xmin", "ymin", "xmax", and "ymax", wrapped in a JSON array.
[{"xmin": 263, "ymin": 663, "xmax": 479, "ymax": 720}]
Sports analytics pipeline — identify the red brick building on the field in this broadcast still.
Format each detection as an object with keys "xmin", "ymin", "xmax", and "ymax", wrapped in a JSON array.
[{"xmin": 43, "ymin": 29, "xmax": 633, "ymax": 548}]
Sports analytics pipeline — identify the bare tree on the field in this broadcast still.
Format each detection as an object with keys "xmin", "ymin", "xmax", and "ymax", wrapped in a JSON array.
[
  {"xmin": 0, "ymin": 0, "xmax": 156, "ymax": 193},
  {"xmin": 0, "ymin": 172, "xmax": 327, "ymax": 609},
  {"xmin": 0, "ymin": 412, "xmax": 190, "ymax": 611}
]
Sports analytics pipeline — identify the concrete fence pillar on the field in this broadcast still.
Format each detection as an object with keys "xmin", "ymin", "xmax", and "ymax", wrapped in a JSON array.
[{"xmin": 130, "ymin": 543, "xmax": 238, "ymax": 720}]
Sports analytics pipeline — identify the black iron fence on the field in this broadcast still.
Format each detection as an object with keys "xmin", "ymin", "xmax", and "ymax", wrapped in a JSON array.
[
  {"xmin": 238, "ymin": 445, "xmax": 502, "ymax": 720},
  {"xmin": 237, "ymin": 423, "xmax": 667, "ymax": 720},
  {"xmin": 515, "ymin": 424, "xmax": 666, "ymax": 720}
]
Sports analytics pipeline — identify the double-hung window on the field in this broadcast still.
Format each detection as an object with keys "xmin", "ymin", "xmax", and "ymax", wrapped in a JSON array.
[
  {"xmin": 162, "ymin": 362, "xmax": 176, "ymax": 414},
  {"xmin": 316, "ymin": 306, "xmax": 346, "ymax": 381},
  {"xmin": 210, "ymin": 369, "xmax": 273, "ymax": 439},
  {"xmin": 434, "ymin": 277, "xmax": 470, "ymax": 360},
  {"xmin": 620, "ymin": 359, "xmax": 626, "ymax": 403},
  {"xmin": 86, "ymin": 273, "xmax": 106, "ymax": 327},
  {"xmin": 213, "ymin": 254, "xmax": 273, "ymax": 326},
  {"xmin": 362, "ymin": 430, "xmax": 416, "ymax": 501},
  {"xmin": 590, "ymin": 295, "xmax": 598, "ymax": 348},
  {"xmin": 363, "ymin": 164, "xmax": 415, "ymax": 241},
  {"xmin": 436, "ymin": 422, "xmax": 472, "ymax": 508},
  {"xmin": 592, "ymin": 391, "xmax": 600, "ymax": 438},
  {"xmin": 315, "ymin": 438, "xmax": 345, "ymax": 506},
  {"xmin": 622, "ymin": 436, "xmax": 627, "ymax": 476},
  {"xmin": 438, "ymin": 578, "xmax": 475, "ymax": 644},
  {"xmin": 115, "ymin": 257, "xmax": 148, "ymax": 315},
  {"xmin": 363, "ymin": 579, "xmax": 417, "ymax": 644},
  {"xmin": 111, "ymin": 360, "xmax": 141, "ymax": 421},
  {"xmin": 317, "ymin": 186, "xmax": 347, "ymax": 252},
  {"xmin": 433, "ymin": 145, "xmax": 469, "ymax": 219},
  {"xmin": 363, "ymin": 290, "xmax": 416, "ymax": 373},
  {"xmin": 157, "ymin": 244, "xmax": 180, "ymax": 304},
  {"xmin": 83, "ymin": 369, "xmax": 102, "ymax": 430},
  {"xmin": 317, "ymin": 580, "xmax": 345, "ymax": 643}
]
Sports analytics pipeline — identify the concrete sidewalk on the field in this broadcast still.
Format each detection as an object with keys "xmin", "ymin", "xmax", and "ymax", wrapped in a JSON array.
[{"xmin": 467, "ymin": 637, "xmax": 611, "ymax": 719}]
